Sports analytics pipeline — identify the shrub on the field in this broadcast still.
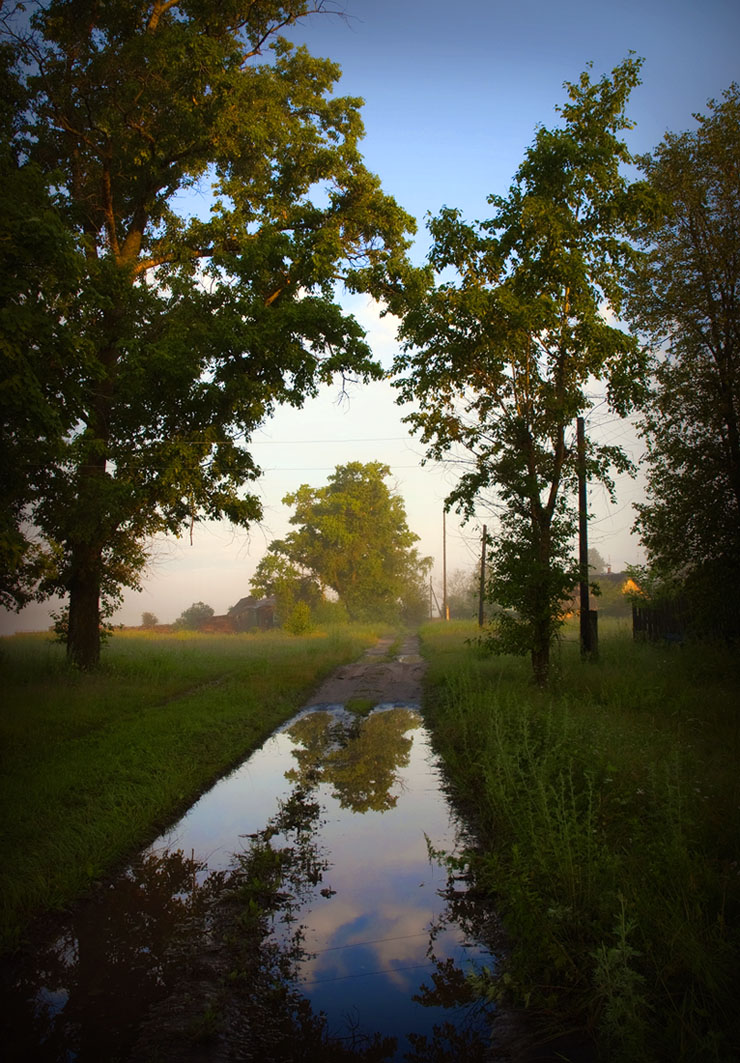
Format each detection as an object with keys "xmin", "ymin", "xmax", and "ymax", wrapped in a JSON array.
[{"xmin": 283, "ymin": 601, "xmax": 314, "ymax": 635}]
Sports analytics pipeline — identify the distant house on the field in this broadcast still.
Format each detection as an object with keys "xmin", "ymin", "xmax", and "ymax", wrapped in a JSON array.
[
  {"xmin": 563, "ymin": 571, "xmax": 633, "ymax": 619},
  {"xmin": 197, "ymin": 615, "xmax": 236, "ymax": 634},
  {"xmin": 195, "ymin": 595, "xmax": 278, "ymax": 634},
  {"xmin": 227, "ymin": 595, "xmax": 277, "ymax": 631},
  {"xmin": 621, "ymin": 577, "xmax": 644, "ymax": 598}
]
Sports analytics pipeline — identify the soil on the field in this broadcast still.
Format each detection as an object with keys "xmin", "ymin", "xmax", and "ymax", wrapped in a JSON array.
[{"xmin": 304, "ymin": 633, "xmax": 427, "ymax": 707}]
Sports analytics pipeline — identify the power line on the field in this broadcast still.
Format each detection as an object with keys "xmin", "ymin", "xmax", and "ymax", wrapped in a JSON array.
[
  {"xmin": 252, "ymin": 436, "xmax": 409, "ymax": 445},
  {"xmin": 308, "ymin": 930, "xmax": 428, "ymax": 956},
  {"xmin": 262, "ymin": 464, "xmax": 423, "ymax": 473},
  {"xmin": 296, "ymin": 959, "xmax": 438, "ymax": 987}
]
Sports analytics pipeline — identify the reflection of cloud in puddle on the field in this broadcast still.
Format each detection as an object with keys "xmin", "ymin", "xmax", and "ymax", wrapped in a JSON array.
[
  {"xmin": 296, "ymin": 896, "xmax": 443, "ymax": 993},
  {"xmin": 151, "ymin": 705, "xmax": 485, "ymax": 1049},
  {"xmin": 316, "ymin": 835, "xmax": 451, "ymax": 907}
]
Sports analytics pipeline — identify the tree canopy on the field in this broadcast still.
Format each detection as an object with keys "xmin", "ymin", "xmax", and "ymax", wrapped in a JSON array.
[
  {"xmin": 256, "ymin": 461, "xmax": 431, "ymax": 622},
  {"xmin": 392, "ymin": 57, "xmax": 649, "ymax": 684},
  {"xmin": 0, "ymin": 40, "xmax": 85, "ymax": 610},
  {"xmin": 0, "ymin": 0, "xmax": 413, "ymax": 665},
  {"xmin": 174, "ymin": 601, "xmax": 214, "ymax": 630},
  {"xmin": 627, "ymin": 84, "xmax": 740, "ymax": 630}
]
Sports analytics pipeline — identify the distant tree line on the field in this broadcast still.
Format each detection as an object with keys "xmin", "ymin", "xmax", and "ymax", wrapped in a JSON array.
[{"xmin": 160, "ymin": 462, "xmax": 430, "ymax": 633}]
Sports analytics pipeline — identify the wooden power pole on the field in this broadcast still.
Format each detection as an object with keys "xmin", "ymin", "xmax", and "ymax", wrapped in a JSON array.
[
  {"xmin": 577, "ymin": 416, "xmax": 597, "ymax": 657},
  {"xmin": 478, "ymin": 524, "xmax": 487, "ymax": 627},
  {"xmin": 442, "ymin": 508, "xmax": 449, "ymax": 620}
]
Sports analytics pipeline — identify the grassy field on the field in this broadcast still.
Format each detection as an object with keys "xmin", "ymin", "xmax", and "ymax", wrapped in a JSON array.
[
  {"xmin": 417, "ymin": 619, "xmax": 740, "ymax": 1062},
  {"xmin": 0, "ymin": 623, "xmax": 383, "ymax": 954}
]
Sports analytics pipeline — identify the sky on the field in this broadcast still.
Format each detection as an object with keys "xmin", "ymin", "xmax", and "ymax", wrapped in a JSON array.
[{"xmin": 2, "ymin": 0, "xmax": 739, "ymax": 632}]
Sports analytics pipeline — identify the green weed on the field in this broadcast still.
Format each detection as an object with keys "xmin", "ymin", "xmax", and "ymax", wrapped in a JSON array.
[
  {"xmin": 419, "ymin": 620, "xmax": 740, "ymax": 1061},
  {"xmin": 345, "ymin": 696, "xmax": 376, "ymax": 716}
]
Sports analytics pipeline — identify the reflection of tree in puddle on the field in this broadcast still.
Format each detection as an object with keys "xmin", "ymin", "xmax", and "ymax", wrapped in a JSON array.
[
  {"xmin": 132, "ymin": 785, "xmax": 399, "ymax": 1063},
  {"xmin": 3, "ymin": 848, "xmax": 226, "ymax": 1061},
  {"xmin": 286, "ymin": 707, "xmax": 421, "ymax": 813},
  {"xmin": 406, "ymin": 959, "xmax": 492, "ymax": 1062},
  {"xmin": 3, "ymin": 796, "xmax": 398, "ymax": 1062},
  {"xmin": 401, "ymin": 864, "xmax": 508, "ymax": 1062},
  {"xmin": 3, "ymin": 709, "xmax": 499, "ymax": 1062}
]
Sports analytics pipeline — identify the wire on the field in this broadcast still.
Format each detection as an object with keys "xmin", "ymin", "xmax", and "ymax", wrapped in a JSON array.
[
  {"xmin": 252, "ymin": 436, "xmax": 410, "ymax": 445},
  {"xmin": 262, "ymin": 464, "xmax": 424, "ymax": 473},
  {"xmin": 309, "ymin": 930, "xmax": 429, "ymax": 956},
  {"xmin": 296, "ymin": 959, "xmax": 437, "ymax": 987}
]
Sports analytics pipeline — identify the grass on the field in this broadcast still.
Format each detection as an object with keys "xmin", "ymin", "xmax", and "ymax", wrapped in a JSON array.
[
  {"xmin": 0, "ymin": 623, "xmax": 385, "ymax": 954},
  {"xmin": 418, "ymin": 618, "xmax": 740, "ymax": 1062},
  {"xmin": 345, "ymin": 695, "xmax": 376, "ymax": 716}
]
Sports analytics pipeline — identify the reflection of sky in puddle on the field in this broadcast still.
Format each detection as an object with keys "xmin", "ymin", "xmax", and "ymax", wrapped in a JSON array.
[
  {"xmin": 150, "ymin": 738, "xmax": 295, "ymax": 870},
  {"xmin": 152, "ymin": 705, "xmax": 493, "ymax": 1057},
  {"xmin": 6, "ymin": 705, "xmax": 494, "ymax": 1062}
]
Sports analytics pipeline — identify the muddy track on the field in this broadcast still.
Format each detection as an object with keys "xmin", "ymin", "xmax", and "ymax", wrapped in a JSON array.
[{"xmin": 305, "ymin": 634, "xmax": 426, "ymax": 708}]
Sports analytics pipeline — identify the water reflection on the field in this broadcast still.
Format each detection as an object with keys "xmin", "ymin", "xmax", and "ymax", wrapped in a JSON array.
[
  {"xmin": 3, "ymin": 706, "xmax": 497, "ymax": 1061},
  {"xmin": 3, "ymin": 850, "xmax": 226, "ymax": 1061},
  {"xmin": 285, "ymin": 707, "xmax": 420, "ymax": 812}
]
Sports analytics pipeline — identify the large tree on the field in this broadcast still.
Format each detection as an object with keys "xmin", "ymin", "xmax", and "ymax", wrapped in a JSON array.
[
  {"xmin": 0, "ymin": 1, "xmax": 412, "ymax": 666},
  {"xmin": 627, "ymin": 85, "xmax": 740, "ymax": 628},
  {"xmin": 392, "ymin": 58, "xmax": 649, "ymax": 684},
  {"xmin": 259, "ymin": 461, "xmax": 431, "ymax": 622},
  {"xmin": 0, "ymin": 41, "xmax": 86, "ymax": 610}
]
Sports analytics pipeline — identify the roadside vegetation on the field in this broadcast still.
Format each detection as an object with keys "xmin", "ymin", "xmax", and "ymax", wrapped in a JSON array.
[
  {"xmin": 0, "ymin": 623, "xmax": 383, "ymax": 954},
  {"xmin": 419, "ymin": 619, "xmax": 740, "ymax": 1061}
]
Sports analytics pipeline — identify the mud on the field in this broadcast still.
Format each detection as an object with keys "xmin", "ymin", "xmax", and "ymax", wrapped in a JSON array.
[{"xmin": 304, "ymin": 634, "xmax": 427, "ymax": 707}]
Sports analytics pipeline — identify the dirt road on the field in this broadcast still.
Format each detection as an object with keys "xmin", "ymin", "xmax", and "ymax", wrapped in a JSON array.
[{"xmin": 304, "ymin": 633, "xmax": 426, "ymax": 707}]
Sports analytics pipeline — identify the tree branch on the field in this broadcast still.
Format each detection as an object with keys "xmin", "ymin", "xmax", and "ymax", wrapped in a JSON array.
[
  {"xmin": 101, "ymin": 148, "xmax": 121, "ymax": 258},
  {"xmin": 132, "ymin": 247, "xmax": 216, "ymax": 275},
  {"xmin": 264, "ymin": 286, "xmax": 284, "ymax": 307},
  {"xmin": 147, "ymin": 0, "xmax": 181, "ymax": 34}
]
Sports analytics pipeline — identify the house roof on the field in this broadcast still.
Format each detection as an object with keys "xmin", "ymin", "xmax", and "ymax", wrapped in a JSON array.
[{"xmin": 229, "ymin": 595, "xmax": 276, "ymax": 615}]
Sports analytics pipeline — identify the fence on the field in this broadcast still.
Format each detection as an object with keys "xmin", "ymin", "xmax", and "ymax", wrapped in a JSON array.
[{"xmin": 632, "ymin": 598, "xmax": 690, "ymax": 643}]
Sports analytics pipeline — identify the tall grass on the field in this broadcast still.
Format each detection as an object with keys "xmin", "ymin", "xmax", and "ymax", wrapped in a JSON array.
[
  {"xmin": 419, "ymin": 619, "xmax": 740, "ymax": 1061},
  {"xmin": 0, "ymin": 624, "xmax": 383, "ymax": 953}
]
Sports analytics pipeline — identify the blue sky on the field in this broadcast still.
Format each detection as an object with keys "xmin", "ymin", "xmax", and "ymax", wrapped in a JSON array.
[
  {"xmin": 296, "ymin": 0, "xmax": 739, "ymax": 247},
  {"xmin": 3, "ymin": 0, "xmax": 738, "ymax": 631}
]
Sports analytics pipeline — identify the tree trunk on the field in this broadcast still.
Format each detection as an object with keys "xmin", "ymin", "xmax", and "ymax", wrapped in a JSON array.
[
  {"xmin": 717, "ymin": 352, "xmax": 740, "ymax": 516},
  {"xmin": 65, "ymin": 325, "xmax": 118, "ymax": 669},
  {"xmin": 530, "ymin": 608, "xmax": 551, "ymax": 687},
  {"xmin": 531, "ymin": 639, "xmax": 550, "ymax": 688},
  {"xmin": 530, "ymin": 512, "xmax": 553, "ymax": 688},
  {"xmin": 67, "ymin": 541, "xmax": 103, "ymax": 669}
]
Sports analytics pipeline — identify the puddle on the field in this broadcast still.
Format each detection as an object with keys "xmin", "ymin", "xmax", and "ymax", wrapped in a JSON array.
[{"xmin": 3, "ymin": 704, "xmax": 500, "ymax": 1061}]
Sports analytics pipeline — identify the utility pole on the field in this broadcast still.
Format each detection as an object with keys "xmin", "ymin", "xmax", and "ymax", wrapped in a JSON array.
[
  {"xmin": 442, "ymin": 508, "xmax": 449, "ymax": 620},
  {"xmin": 430, "ymin": 579, "xmax": 441, "ymax": 619},
  {"xmin": 577, "ymin": 416, "xmax": 597, "ymax": 657},
  {"xmin": 478, "ymin": 524, "xmax": 487, "ymax": 627}
]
